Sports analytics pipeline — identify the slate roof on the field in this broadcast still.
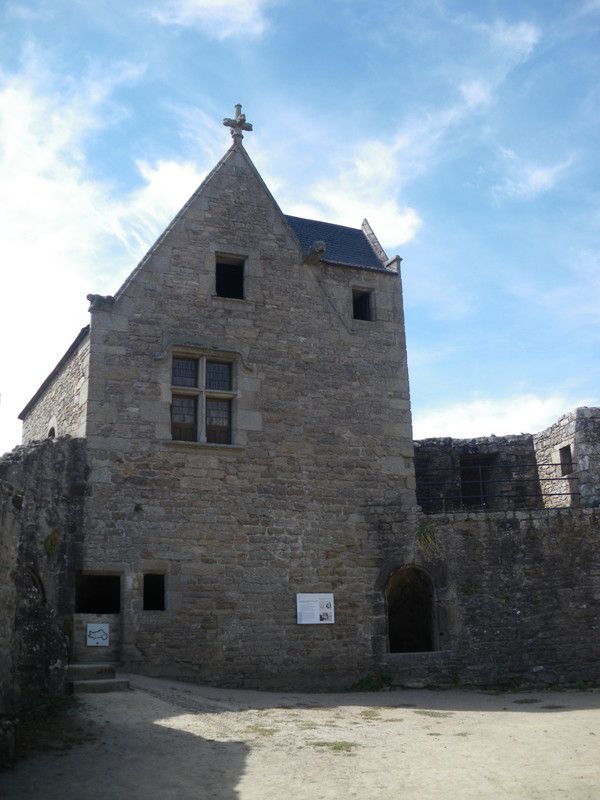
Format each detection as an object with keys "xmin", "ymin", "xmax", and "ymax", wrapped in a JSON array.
[{"xmin": 284, "ymin": 215, "xmax": 388, "ymax": 271}]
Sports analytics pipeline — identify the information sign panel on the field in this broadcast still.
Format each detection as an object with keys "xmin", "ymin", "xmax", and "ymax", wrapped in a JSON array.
[{"xmin": 296, "ymin": 593, "xmax": 334, "ymax": 624}]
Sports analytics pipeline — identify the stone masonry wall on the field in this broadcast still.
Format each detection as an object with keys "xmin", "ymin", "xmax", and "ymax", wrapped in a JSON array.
[
  {"xmin": 0, "ymin": 439, "xmax": 87, "ymax": 734},
  {"xmin": 575, "ymin": 408, "xmax": 600, "ymax": 507},
  {"xmin": 80, "ymin": 145, "xmax": 416, "ymax": 690},
  {"xmin": 414, "ymin": 434, "xmax": 542, "ymax": 512},
  {"xmin": 373, "ymin": 508, "xmax": 600, "ymax": 688},
  {"xmin": 21, "ymin": 333, "xmax": 90, "ymax": 445}
]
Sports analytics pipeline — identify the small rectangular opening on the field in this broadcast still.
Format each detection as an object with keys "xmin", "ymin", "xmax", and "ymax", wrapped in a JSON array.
[
  {"xmin": 559, "ymin": 445, "xmax": 573, "ymax": 476},
  {"xmin": 352, "ymin": 289, "xmax": 373, "ymax": 321},
  {"xmin": 76, "ymin": 574, "xmax": 120, "ymax": 613},
  {"xmin": 216, "ymin": 257, "xmax": 244, "ymax": 299},
  {"xmin": 143, "ymin": 574, "xmax": 165, "ymax": 611}
]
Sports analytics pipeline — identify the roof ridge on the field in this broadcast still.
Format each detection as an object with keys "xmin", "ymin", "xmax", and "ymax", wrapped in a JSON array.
[{"xmin": 284, "ymin": 214, "xmax": 365, "ymax": 233}]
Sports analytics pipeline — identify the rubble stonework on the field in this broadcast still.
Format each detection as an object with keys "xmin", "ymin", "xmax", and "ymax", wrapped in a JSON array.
[{"xmin": 0, "ymin": 439, "xmax": 87, "ymax": 764}]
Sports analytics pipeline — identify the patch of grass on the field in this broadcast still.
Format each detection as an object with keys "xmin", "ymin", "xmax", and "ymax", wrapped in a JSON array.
[
  {"xmin": 349, "ymin": 673, "xmax": 393, "ymax": 692},
  {"xmin": 512, "ymin": 698, "xmax": 540, "ymax": 704},
  {"xmin": 310, "ymin": 740, "xmax": 357, "ymax": 754},
  {"xmin": 414, "ymin": 710, "xmax": 453, "ymax": 719},
  {"xmin": 245, "ymin": 724, "xmax": 278, "ymax": 737},
  {"xmin": 541, "ymin": 705, "xmax": 566, "ymax": 710},
  {"xmin": 43, "ymin": 530, "xmax": 61, "ymax": 556},
  {"xmin": 359, "ymin": 708, "xmax": 381, "ymax": 720}
]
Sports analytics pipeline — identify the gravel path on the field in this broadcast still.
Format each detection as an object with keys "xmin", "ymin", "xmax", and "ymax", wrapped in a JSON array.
[{"xmin": 2, "ymin": 675, "xmax": 599, "ymax": 799}]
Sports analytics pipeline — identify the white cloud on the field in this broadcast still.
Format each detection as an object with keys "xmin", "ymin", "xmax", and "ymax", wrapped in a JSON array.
[
  {"xmin": 459, "ymin": 79, "xmax": 492, "ymax": 110},
  {"xmin": 150, "ymin": 0, "xmax": 273, "ymax": 38},
  {"xmin": 487, "ymin": 20, "xmax": 540, "ymax": 62},
  {"xmin": 495, "ymin": 147, "xmax": 574, "ymax": 199},
  {"xmin": 0, "ymin": 62, "xmax": 208, "ymax": 455},
  {"xmin": 412, "ymin": 393, "xmax": 588, "ymax": 439},
  {"xmin": 283, "ymin": 139, "xmax": 422, "ymax": 251}
]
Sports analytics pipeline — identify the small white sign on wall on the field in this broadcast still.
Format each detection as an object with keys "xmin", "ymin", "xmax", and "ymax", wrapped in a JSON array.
[
  {"xmin": 86, "ymin": 623, "xmax": 109, "ymax": 647},
  {"xmin": 296, "ymin": 593, "xmax": 335, "ymax": 624}
]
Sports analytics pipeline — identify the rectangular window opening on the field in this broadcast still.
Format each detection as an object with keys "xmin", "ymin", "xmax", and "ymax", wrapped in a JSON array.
[
  {"xmin": 172, "ymin": 357, "xmax": 198, "ymax": 387},
  {"xmin": 143, "ymin": 574, "xmax": 165, "ymax": 611},
  {"xmin": 206, "ymin": 398, "xmax": 232, "ymax": 444},
  {"xmin": 460, "ymin": 455, "xmax": 496, "ymax": 508},
  {"xmin": 75, "ymin": 574, "xmax": 120, "ymax": 614},
  {"xmin": 216, "ymin": 257, "xmax": 244, "ymax": 299},
  {"xmin": 171, "ymin": 395, "xmax": 197, "ymax": 441},
  {"xmin": 559, "ymin": 445, "xmax": 573, "ymax": 476},
  {"xmin": 352, "ymin": 289, "xmax": 373, "ymax": 321}
]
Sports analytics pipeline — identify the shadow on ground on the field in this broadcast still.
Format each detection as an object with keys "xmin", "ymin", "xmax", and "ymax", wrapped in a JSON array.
[{"xmin": 0, "ymin": 687, "xmax": 249, "ymax": 800}]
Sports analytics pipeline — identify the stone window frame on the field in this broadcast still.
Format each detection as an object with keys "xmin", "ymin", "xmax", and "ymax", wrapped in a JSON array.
[
  {"xmin": 351, "ymin": 285, "xmax": 376, "ymax": 322},
  {"xmin": 170, "ymin": 348, "xmax": 238, "ymax": 446}
]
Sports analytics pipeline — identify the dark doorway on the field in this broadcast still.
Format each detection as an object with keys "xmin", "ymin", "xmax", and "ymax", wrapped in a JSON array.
[
  {"xmin": 75, "ymin": 574, "xmax": 120, "ymax": 613},
  {"xmin": 386, "ymin": 567, "xmax": 435, "ymax": 653}
]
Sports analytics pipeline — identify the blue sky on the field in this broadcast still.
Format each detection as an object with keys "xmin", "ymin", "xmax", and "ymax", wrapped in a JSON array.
[{"xmin": 1, "ymin": 0, "xmax": 599, "ymax": 453}]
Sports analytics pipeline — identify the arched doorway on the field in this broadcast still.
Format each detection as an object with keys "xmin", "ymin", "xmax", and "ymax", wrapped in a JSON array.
[{"xmin": 386, "ymin": 566, "xmax": 435, "ymax": 653}]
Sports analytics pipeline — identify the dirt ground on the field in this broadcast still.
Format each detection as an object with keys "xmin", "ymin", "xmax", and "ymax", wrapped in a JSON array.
[{"xmin": 1, "ymin": 675, "xmax": 599, "ymax": 800}]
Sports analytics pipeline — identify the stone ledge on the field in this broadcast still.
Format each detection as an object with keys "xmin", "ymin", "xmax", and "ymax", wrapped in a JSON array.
[{"xmin": 163, "ymin": 440, "xmax": 245, "ymax": 453}]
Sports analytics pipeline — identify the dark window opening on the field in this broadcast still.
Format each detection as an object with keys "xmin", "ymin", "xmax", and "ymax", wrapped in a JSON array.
[
  {"xmin": 76, "ymin": 574, "xmax": 120, "ymax": 614},
  {"xmin": 352, "ymin": 289, "xmax": 373, "ymax": 321},
  {"xmin": 216, "ymin": 258, "xmax": 244, "ymax": 299},
  {"xmin": 559, "ymin": 445, "xmax": 573, "ymax": 476},
  {"xmin": 171, "ymin": 395, "xmax": 197, "ymax": 441},
  {"xmin": 206, "ymin": 398, "xmax": 232, "ymax": 444},
  {"xmin": 386, "ymin": 567, "xmax": 435, "ymax": 653},
  {"xmin": 143, "ymin": 574, "xmax": 165, "ymax": 611},
  {"xmin": 47, "ymin": 427, "xmax": 55, "ymax": 439},
  {"xmin": 172, "ymin": 357, "xmax": 198, "ymax": 387},
  {"xmin": 206, "ymin": 361, "xmax": 232, "ymax": 391},
  {"xmin": 460, "ymin": 454, "xmax": 496, "ymax": 508}
]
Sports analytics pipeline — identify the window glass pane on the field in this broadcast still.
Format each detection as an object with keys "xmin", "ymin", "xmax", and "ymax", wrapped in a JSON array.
[
  {"xmin": 206, "ymin": 361, "xmax": 232, "ymax": 391},
  {"xmin": 171, "ymin": 395, "xmax": 197, "ymax": 441},
  {"xmin": 172, "ymin": 357, "xmax": 198, "ymax": 387},
  {"xmin": 206, "ymin": 398, "xmax": 231, "ymax": 444}
]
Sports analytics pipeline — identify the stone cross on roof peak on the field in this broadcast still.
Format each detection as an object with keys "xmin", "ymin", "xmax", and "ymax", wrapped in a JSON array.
[{"xmin": 223, "ymin": 103, "xmax": 253, "ymax": 143}]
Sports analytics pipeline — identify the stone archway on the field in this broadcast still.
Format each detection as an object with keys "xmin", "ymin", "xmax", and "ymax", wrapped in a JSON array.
[{"xmin": 385, "ymin": 566, "xmax": 435, "ymax": 653}]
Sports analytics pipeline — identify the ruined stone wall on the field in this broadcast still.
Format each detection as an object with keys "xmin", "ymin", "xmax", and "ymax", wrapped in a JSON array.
[
  {"xmin": 0, "ymin": 439, "xmax": 86, "ymax": 734},
  {"xmin": 80, "ymin": 146, "xmax": 416, "ymax": 690},
  {"xmin": 533, "ymin": 410, "xmax": 578, "ymax": 508},
  {"xmin": 21, "ymin": 334, "xmax": 90, "ymax": 445},
  {"xmin": 414, "ymin": 434, "xmax": 542, "ymax": 512},
  {"xmin": 575, "ymin": 408, "xmax": 600, "ymax": 507},
  {"xmin": 373, "ymin": 508, "xmax": 600, "ymax": 688}
]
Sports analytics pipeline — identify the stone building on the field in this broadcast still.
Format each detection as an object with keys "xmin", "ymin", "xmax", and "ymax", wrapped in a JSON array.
[{"xmin": 3, "ymin": 107, "xmax": 600, "ymax": 706}]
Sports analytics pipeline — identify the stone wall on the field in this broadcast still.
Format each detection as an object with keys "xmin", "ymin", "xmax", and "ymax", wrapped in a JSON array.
[
  {"xmin": 533, "ymin": 407, "xmax": 600, "ymax": 509},
  {"xmin": 0, "ymin": 438, "xmax": 87, "ymax": 764},
  {"xmin": 414, "ymin": 434, "xmax": 542, "ymax": 512},
  {"xmin": 372, "ymin": 508, "xmax": 600, "ymax": 688},
  {"xmin": 21, "ymin": 331, "xmax": 90, "ymax": 445}
]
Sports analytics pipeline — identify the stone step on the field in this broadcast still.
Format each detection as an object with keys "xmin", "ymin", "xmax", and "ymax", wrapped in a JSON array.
[
  {"xmin": 67, "ymin": 662, "xmax": 118, "ymax": 680},
  {"xmin": 71, "ymin": 678, "xmax": 130, "ymax": 694}
]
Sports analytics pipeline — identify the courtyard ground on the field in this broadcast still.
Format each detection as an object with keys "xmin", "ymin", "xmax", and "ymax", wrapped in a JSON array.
[{"xmin": 1, "ymin": 675, "xmax": 599, "ymax": 799}]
